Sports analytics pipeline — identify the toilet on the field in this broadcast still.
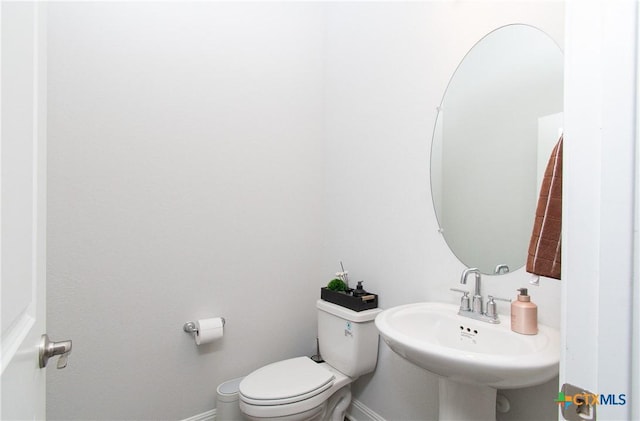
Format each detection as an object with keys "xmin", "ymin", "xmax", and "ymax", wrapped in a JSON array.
[{"xmin": 238, "ymin": 299, "xmax": 382, "ymax": 421}]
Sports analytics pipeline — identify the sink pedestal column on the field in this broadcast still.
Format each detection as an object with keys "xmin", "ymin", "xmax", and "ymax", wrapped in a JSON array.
[{"xmin": 438, "ymin": 378, "xmax": 496, "ymax": 421}]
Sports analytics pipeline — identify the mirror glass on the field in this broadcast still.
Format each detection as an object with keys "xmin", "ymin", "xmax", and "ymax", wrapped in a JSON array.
[{"xmin": 431, "ymin": 25, "xmax": 563, "ymax": 275}]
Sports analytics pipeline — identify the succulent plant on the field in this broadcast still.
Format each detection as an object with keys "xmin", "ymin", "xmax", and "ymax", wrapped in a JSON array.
[{"xmin": 327, "ymin": 278, "xmax": 348, "ymax": 292}]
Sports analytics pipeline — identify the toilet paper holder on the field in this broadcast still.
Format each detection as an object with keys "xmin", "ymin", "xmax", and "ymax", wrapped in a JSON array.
[{"xmin": 183, "ymin": 318, "xmax": 226, "ymax": 335}]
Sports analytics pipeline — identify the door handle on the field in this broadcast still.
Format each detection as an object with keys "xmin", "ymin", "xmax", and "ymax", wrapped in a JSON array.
[{"xmin": 39, "ymin": 334, "xmax": 72, "ymax": 369}]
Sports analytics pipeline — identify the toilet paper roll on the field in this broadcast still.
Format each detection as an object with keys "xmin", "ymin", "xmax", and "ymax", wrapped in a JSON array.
[{"xmin": 195, "ymin": 317, "xmax": 224, "ymax": 345}]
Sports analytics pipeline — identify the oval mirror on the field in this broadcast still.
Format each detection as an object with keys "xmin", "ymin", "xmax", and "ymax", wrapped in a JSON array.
[{"xmin": 431, "ymin": 25, "xmax": 563, "ymax": 275}]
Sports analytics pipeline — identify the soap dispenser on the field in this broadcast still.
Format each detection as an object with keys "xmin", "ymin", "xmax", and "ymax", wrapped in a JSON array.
[
  {"xmin": 510, "ymin": 288, "xmax": 538, "ymax": 335},
  {"xmin": 353, "ymin": 281, "xmax": 367, "ymax": 297}
]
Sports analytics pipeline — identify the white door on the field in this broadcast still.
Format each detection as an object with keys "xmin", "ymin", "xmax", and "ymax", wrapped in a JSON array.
[
  {"xmin": 562, "ymin": 1, "xmax": 638, "ymax": 420},
  {"xmin": 1, "ymin": 2, "xmax": 49, "ymax": 419}
]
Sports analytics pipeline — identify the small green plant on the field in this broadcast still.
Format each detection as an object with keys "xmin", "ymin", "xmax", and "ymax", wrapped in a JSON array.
[{"xmin": 327, "ymin": 278, "xmax": 347, "ymax": 292}]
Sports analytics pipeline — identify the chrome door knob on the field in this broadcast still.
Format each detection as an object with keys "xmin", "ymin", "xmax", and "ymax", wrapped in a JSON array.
[{"xmin": 39, "ymin": 334, "xmax": 72, "ymax": 369}]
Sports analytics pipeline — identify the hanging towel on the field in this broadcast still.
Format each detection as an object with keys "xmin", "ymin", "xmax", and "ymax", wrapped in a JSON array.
[{"xmin": 526, "ymin": 135, "xmax": 563, "ymax": 280}]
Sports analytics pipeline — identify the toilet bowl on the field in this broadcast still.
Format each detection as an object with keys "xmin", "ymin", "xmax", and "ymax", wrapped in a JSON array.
[
  {"xmin": 239, "ymin": 358, "xmax": 351, "ymax": 421},
  {"xmin": 238, "ymin": 300, "xmax": 382, "ymax": 421}
]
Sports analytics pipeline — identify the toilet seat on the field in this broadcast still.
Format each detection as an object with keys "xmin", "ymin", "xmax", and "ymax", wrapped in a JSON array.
[{"xmin": 239, "ymin": 357, "xmax": 335, "ymax": 406}]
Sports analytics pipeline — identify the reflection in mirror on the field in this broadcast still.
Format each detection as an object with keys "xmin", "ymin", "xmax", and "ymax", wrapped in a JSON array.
[{"xmin": 431, "ymin": 25, "xmax": 563, "ymax": 275}]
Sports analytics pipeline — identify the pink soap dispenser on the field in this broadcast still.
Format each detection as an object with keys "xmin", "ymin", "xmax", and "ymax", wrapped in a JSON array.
[{"xmin": 511, "ymin": 288, "xmax": 538, "ymax": 335}]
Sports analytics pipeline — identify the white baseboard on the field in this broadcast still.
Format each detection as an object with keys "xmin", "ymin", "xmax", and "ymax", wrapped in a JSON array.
[
  {"xmin": 181, "ymin": 409, "xmax": 216, "ymax": 421},
  {"xmin": 183, "ymin": 398, "xmax": 383, "ymax": 421},
  {"xmin": 347, "ymin": 399, "xmax": 386, "ymax": 421}
]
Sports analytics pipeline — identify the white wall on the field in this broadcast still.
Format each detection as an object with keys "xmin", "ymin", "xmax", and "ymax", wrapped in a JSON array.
[
  {"xmin": 46, "ymin": 3, "xmax": 325, "ymax": 420},
  {"xmin": 47, "ymin": 2, "xmax": 565, "ymax": 420},
  {"xmin": 323, "ymin": 2, "xmax": 564, "ymax": 420}
]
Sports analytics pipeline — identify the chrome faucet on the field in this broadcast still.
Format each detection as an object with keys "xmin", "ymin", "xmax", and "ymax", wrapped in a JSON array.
[
  {"xmin": 460, "ymin": 268, "xmax": 482, "ymax": 313},
  {"xmin": 451, "ymin": 268, "xmax": 510, "ymax": 324}
]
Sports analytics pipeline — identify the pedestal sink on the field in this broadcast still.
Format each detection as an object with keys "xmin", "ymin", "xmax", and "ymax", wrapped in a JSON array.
[{"xmin": 375, "ymin": 302, "xmax": 560, "ymax": 420}]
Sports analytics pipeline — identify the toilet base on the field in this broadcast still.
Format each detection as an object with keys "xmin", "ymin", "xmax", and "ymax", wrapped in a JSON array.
[
  {"xmin": 323, "ymin": 385, "xmax": 351, "ymax": 421},
  {"xmin": 240, "ymin": 404, "xmax": 325, "ymax": 421}
]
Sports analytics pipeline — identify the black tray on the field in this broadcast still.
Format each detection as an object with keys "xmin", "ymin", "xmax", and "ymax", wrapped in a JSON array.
[{"xmin": 320, "ymin": 287, "xmax": 378, "ymax": 312}]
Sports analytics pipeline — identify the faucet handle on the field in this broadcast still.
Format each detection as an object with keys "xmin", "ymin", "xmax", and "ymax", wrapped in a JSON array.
[
  {"xmin": 485, "ymin": 295, "xmax": 511, "ymax": 319},
  {"xmin": 487, "ymin": 295, "xmax": 511, "ymax": 303},
  {"xmin": 450, "ymin": 288, "xmax": 471, "ymax": 311}
]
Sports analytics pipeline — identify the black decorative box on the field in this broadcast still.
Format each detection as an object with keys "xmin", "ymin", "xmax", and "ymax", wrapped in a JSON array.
[{"xmin": 320, "ymin": 287, "xmax": 378, "ymax": 312}]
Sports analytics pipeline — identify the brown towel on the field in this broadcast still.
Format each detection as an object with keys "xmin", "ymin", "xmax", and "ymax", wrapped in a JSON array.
[{"xmin": 526, "ymin": 135, "xmax": 562, "ymax": 280}]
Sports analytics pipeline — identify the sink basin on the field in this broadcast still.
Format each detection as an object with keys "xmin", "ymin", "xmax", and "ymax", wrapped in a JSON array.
[{"xmin": 375, "ymin": 302, "xmax": 560, "ymax": 389}]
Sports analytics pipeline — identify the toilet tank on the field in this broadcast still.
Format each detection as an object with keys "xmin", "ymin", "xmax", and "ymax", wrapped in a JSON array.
[{"xmin": 316, "ymin": 299, "xmax": 383, "ymax": 378}]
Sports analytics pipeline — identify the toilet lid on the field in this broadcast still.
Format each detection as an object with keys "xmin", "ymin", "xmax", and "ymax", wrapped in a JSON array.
[{"xmin": 239, "ymin": 357, "xmax": 334, "ymax": 405}]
